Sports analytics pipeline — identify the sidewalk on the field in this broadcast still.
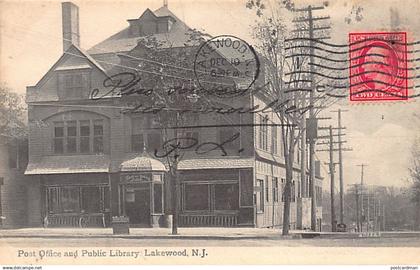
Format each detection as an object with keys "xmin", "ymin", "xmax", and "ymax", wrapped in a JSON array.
[
  {"xmin": 3, "ymin": 227, "xmax": 419, "ymax": 240},
  {"xmin": 0, "ymin": 227, "xmax": 287, "ymax": 240}
]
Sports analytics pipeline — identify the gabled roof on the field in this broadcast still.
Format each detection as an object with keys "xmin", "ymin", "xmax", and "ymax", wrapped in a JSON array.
[
  {"xmin": 87, "ymin": 6, "xmax": 198, "ymax": 56},
  {"xmin": 33, "ymin": 44, "xmax": 108, "ymax": 89}
]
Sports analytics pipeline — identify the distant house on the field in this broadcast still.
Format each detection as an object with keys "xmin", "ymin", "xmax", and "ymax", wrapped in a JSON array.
[{"xmin": 24, "ymin": 2, "xmax": 323, "ymax": 229}]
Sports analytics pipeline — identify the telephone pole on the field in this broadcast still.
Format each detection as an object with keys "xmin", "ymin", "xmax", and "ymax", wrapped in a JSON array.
[
  {"xmin": 317, "ymin": 125, "xmax": 350, "ymax": 232},
  {"xmin": 357, "ymin": 164, "xmax": 368, "ymax": 231},
  {"xmin": 293, "ymin": 4, "xmax": 330, "ymax": 231},
  {"xmin": 328, "ymin": 126, "xmax": 336, "ymax": 231},
  {"xmin": 331, "ymin": 109, "xmax": 349, "ymax": 225}
]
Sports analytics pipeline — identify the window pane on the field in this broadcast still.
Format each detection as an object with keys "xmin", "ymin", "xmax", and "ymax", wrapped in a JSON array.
[
  {"xmin": 54, "ymin": 138, "xmax": 64, "ymax": 153},
  {"xmin": 48, "ymin": 188, "xmax": 60, "ymax": 213},
  {"xmin": 148, "ymin": 116, "xmax": 160, "ymax": 128},
  {"xmin": 93, "ymin": 137, "xmax": 103, "ymax": 153},
  {"xmin": 81, "ymin": 186, "xmax": 100, "ymax": 213},
  {"xmin": 61, "ymin": 187, "xmax": 79, "ymax": 212},
  {"xmin": 154, "ymin": 184, "xmax": 163, "ymax": 214},
  {"xmin": 67, "ymin": 137, "xmax": 77, "ymax": 153},
  {"xmin": 132, "ymin": 117, "xmax": 144, "ymax": 134},
  {"xmin": 257, "ymin": 180, "xmax": 264, "ymax": 212},
  {"xmin": 80, "ymin": 137, "xmax": 90, "ymax": 153},
  {"xmin": 147, "ymin": 133, "xmax": 161, "ymax": 152},
  {"xmin": 67, "ymin": 122, "xmax": 77, "ymax": 136},
  {"xmin": 184, "ymin": 184, "xmax": 209, "ymax": 211},
  {"xmin": 94, "ymin": 120, "xmax": 103, "ymax": 135},
  {"xmin": 132, "ymin": 134, "xmax": 144, "ymax": 152},
  {"xmin": 54, "ymin": 126, "xmax": 64, "ymax": 137},
  {"xmin": 214, "ymin": 184, "xmax": 239, "ymax": 210},
  {"xmin": 80, "ymin": 121, "xmax": 90, "ymax": 136},
  {"xmin": 103, "ymin": 187, "xmax": 110, "ymax": 211}
]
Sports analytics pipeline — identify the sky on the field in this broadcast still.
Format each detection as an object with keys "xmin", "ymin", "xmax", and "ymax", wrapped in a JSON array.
[{"xmin": 1, "ymin": 0, "xmax": 419, "ymax": 189}]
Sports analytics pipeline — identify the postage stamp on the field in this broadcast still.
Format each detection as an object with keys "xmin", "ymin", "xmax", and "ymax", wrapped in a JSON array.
[{"xmin": 349, "ymin": 32, "xmax": 408, "ymax": 102}]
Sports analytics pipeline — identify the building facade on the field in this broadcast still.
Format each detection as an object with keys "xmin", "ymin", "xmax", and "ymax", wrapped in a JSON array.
[
  {"xmin": 24, "ymin": 2, "xmax": 323, "ymax": 229},
  {"xmin": 0, "ymin": 136, "xmax": 28, "ymax": 228}
]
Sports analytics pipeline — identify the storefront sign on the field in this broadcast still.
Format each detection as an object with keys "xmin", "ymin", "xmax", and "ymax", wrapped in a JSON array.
[{"xmin": 121, "ymin": 174, "xmax": 150, "ymax": 184}]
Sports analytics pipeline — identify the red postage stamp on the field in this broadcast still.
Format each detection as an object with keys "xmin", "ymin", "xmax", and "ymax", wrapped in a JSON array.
[{"xmin": 349, "ymin": 32, "xmax": 408, "ymax": 102}]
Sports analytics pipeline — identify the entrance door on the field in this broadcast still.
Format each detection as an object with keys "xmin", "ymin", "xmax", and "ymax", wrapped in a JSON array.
[{"xmin": 125, "ymin": 186, "xmax": 150, "ymax": 226}]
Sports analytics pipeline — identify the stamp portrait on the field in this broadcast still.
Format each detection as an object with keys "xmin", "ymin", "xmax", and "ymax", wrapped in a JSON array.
[{"xmin": 349, "ymin": 32, "xmax": 408, "ymax": 101}]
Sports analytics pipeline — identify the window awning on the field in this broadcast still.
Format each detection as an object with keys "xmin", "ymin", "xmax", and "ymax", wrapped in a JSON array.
[{"xmin": 25, "ymin": 155, "xmax": 110, "ymax": 175}]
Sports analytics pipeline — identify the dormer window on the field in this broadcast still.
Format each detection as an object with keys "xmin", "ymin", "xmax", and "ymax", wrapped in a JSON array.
[
  {"xmin": 127, "ymin": 9, "xmax": 175, "ymax": 37},
  {"xmin": 64, "ymin": 74, "xmax": 83, "ymax": 98},
  {"xmin": 58, "ymin": 72, "xmax": 89, "ymax": 100}
]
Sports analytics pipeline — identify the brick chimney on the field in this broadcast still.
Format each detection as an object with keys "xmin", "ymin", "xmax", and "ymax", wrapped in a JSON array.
[{"xmin": 62, "ymin": 2, "xmax": 80, "ymax": 51}]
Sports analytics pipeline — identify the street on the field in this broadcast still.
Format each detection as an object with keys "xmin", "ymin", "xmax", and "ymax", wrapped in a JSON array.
[{"xmin": 2, "ymin": 236, "xmax": 420, "ymax": 247}]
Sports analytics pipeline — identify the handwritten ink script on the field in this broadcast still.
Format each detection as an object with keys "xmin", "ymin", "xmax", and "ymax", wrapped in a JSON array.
[{"xmin": 154, "ymin": 132, "xmax": 242, "ymax": 158}]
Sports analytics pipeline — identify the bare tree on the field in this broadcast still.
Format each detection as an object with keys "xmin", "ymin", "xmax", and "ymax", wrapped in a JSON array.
[{"xmin": 247, "ymin": 0, "xmax": 350, "ymax": 234}]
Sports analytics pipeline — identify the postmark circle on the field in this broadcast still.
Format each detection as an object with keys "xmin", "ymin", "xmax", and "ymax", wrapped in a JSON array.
[{"xmin": 193, "ymin": 35, "xmax": 260, "ymax": 98}]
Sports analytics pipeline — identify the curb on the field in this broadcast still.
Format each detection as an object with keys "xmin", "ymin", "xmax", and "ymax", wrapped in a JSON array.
[{"xmin": 0, "ymin": 234, "xmax": 277, "ymax": 241}]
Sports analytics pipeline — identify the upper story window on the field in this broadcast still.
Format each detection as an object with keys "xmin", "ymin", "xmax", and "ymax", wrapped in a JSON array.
[
  {"xmin": 131, "ymin": 116, "xmax": 162, "ymax": 152},
  {"xmin": 64, "ymin": 74, "xmax": 84, "ymax": 98},
  {"xmin": 58, "ymin": 72, "xmax": 88, "ymax": 100},
  {"xmin": 54, "ymin": 119, "xmax": 104, "ymax": 154},
  {"xmin": 272, "ymin": 177, "xmax": 279, "ymax": 203},
  {"xmin": 271, "ymin": 124, "xmax": 278, "ymax": 154},
  {"xmin": 258, "ymin": 114, "xmax": 268, "ymax": 151}
]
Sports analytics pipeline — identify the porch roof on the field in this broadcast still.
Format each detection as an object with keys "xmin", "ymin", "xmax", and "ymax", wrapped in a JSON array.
[
  {"xmin": 24, "ymin": 155, "xmax": 110, "ymax": 175},
  {"xmin": 177, "ymin": 158, "xmax": 254, "ymax": 170}
]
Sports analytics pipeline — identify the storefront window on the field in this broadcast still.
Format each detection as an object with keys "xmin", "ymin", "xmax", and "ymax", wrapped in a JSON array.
[
  {"xmin": 256, "ymin": 179, "xmax": 264, "ymax": 212},
  {"xmin": 46, "ymin": 186, "xmax": 109, "ymax": 214},
  {"xmin": 183, "ymin": 182, "xmax": 240, "ymax": 212},
  {"xmin": 102, "ymin": 187, "xmax": 110, "ymax": 211},
  {"xmin": 82, "ymin": 186, "xmax": 100, "ymax": 213},
  {"xmin": 214, "ymin": 184, "xmax": 239, "ymax": 210},
  {"xmin": 185, "ymin": 184, "xmax": 209, "ymax": 211},
  {"xmin": 154, "ymin": 184, "xmax": 163, "ymax": 214},
  {"xmin": 61, "ymin": 187, "xmax": 79, "ymax": 212},
  {"xmin": 47, "ymin": 187, "xmax": 60, "ymax": 213}
]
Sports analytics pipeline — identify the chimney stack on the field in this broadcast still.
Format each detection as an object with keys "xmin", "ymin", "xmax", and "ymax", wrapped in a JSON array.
[{"xmin": 62, "ymin": 2, "xmax": 80, "ymax": 51}]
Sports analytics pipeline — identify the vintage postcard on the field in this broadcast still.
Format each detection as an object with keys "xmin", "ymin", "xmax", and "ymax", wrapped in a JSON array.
[{"xmin": 0, "ymin": 0, "xmax": 420, "ymax": 267}]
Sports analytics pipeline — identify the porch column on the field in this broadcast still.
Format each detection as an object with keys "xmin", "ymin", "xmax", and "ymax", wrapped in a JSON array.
[{"xmin": 122, "ymin": 185, "xmax": 126, "ymax": 216}]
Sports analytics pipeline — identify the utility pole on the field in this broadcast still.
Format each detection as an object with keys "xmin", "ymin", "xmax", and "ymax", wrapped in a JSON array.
[
  {"xmin": 328, "ymin": 126, "xmax": 336, "ymax": 231},
  {"xmin": 293, "ymin": 4, "xmax": 330, "ymax": 232},
  {"xmin": 383, "ymin": 204, "xmax": 386, "ymax": 231},
  {"xmin": 317, "ymin": 126, "xmax": 350, "ymax": 232},
  {"xmin": 331, "ymin": 109, "xmax": 349, "ymax": 225},
  {"xmin": 357, "ymin": 164, "xmax": 367, "ymax": 231},
  {"xmin": 308, "ymin": 5, "xmax": 318, "ymax": 232},
  {"xmin": 355, "ymin": 185, "xmax": 360, "ymax": 232},
  {"xmin": 348, "ymin": 184, "xmax": 360, "ymax": 232},
  {"xmin": 367, "ymin": 192, "xmax": 370, "ymax": 232},
  {"xmin": 377, "ymin": 199, "xmax": 381, "ymax": 231}
]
